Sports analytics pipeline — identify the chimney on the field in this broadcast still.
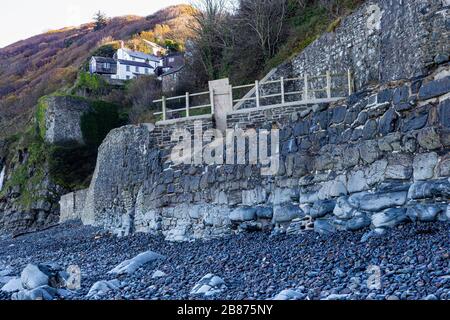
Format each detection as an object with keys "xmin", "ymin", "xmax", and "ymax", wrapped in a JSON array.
[{"xmin": 120, "ymin": 41, "xmax": 124, "ymax": 49}]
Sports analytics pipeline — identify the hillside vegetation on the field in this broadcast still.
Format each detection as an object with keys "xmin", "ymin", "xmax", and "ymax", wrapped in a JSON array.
[{"xmin": 0, "ymin": 4, "xmax": 194, "ymax": 139}]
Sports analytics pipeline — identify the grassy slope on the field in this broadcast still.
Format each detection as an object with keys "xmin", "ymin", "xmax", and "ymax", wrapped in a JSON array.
[{"xmin": 0, "ymin": 4, "xmax": 194, "ymax": 140}]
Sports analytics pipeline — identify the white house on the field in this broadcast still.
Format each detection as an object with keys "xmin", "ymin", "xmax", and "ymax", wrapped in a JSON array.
[
  {"xmin": 90, "ymin": 42, "xmax": 184, "ymax": 82},
  {"xmin": 111, "ymin": 47, "xmax": 162, "ymax": 80}
]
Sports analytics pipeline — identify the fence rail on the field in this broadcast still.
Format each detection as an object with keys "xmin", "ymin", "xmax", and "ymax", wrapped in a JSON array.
[{"xmin": 152, "ymin": 69, "xmax": 354, "ymax": 122}]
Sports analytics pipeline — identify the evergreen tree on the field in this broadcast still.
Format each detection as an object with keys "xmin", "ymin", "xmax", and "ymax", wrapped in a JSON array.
[{"xmin": 94, "ymin": 11, "xmax": 108, "ymax": 31}]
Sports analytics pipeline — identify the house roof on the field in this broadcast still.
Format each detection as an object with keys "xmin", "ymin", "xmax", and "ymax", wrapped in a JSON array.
[
  {"xmin": 123, "ymin": 49, "xmax": 161, "ymax": 62},
  {"xmin": 92, "ymin": 56, "xmax": 116, "ymax": 64},
  {"xmin": 161, "ymin": 65, "xmax": 184, "ymax": 77},
  {"xmin": 118, "ymin": 59, "xmax": 154, "ymax": 68}
]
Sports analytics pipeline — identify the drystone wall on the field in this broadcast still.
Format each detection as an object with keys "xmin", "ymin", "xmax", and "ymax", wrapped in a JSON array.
[
  {"xmin": 71, "ymin": 63, "xmax": 450, "ymax": 241},
  {"xmin": 238, "ymin": 0, "xmax": 449, "ymax": 109}
]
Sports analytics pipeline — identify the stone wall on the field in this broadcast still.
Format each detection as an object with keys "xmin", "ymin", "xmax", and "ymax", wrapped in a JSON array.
[
  {"xmin": 238, "ymin": 0, "xmax": 449, "ymax": 109},
  {"xmin": 43, "ymin": 96, "xmax": 93, "ymax": 145},
  {"xmin": 77, "ymin": 62, "xmax": 450, "ymax": 241},
  {"xmin": 59, "ymin": 189, "xmax": 88, "ymax": 223}
]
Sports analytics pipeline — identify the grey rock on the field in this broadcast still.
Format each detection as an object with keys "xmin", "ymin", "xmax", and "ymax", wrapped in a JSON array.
[
  {"xmin": 438, "ymin": 98, "xmax": 450, "ymax": 128},
  {"xmin": 190, "ymin": 274, "xmax": 226, "ymax": 297},
  {"xmin": 108, "ymin": 250, "xmax": 165, "ymax": 275},
  {"xmin": 360, "ymin": 228, "xmax": 386, "ymax": 243},
  {"xmin": 408, "ymin": 179, "xmax": 450, "ymax": 199},
  {"xmin": 256, "ymin": 207, "xmax": 273, "ymax": 219},
  {"xmin": 310, "ymin": 200, "xmax": 336, "ymax": 219},
  {"xmin": 417, "ymin": 127, "xmax": 442, "ymax": 150},
  {"xmin": 418, "ymin": 76, "xmax": 450, "ymax": 100},
  {"xmin": 21, "ymin": 264, "xmax": 49, "ymax": 290},
  {"xmin": 87, "ymin": 279, "xmax": 120, "ymax": 297},
  {"xmin": 333, "ymin": 197, "xmax": 356, "ymax": 220},
  {"xmin": 152, "ymin": 270, "xmax": 167, "ymax": 279},
  {"xmin": 347, "ymin": 170, "xmax": 369, "ymax": 193},
  {"xmin": 229, "ymin": 207, "xmax": 257, "ymax": 222},
  {"xmin": 372, "ymin": 208, "xmax": 408, "ymax": 228},
  {"xmin": 413, "ymin": 152, "xmax": 438, "ymax": 181},
  {"xmin": 314, "ymin": 219, "xmax": 336, "ymax": 235},
  {"xmin": 239, "ymin": 221, "xmax": 263, "ymax": 232},
  {"xmin": 42, "ymin": 95, "xmax": 93, "ymax": 145},
  {"xmin": 406, "ymin": 205, "xmax": 443, "ymax": 222},
  {"xmin": 1, "ymin": 277, "xmax": 23, "ymax": 293},
  {"xmin": 272, "ymin": 204, "xmax": 303, "ymax": 223},
  {"xmin": 273, "ymin": 289, "xmax": 305, "ymax": 300},
  {"xmin": 348, "ymin": 191, "xmax": 407, "ymax": 212},
  {"xmin": 323, "ymin": 294, "xmax": 350, "ymax": 300},
  {"xmin": 12, "ymin": 285, "xmax": 57, "ymax": 301},
  {"xmin": 345, "ymin": 213, "xmax": 371, "ymax": 231}
]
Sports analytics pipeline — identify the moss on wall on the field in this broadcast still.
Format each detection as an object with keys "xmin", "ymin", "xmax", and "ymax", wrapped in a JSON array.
[{"xmin": 80, "ymin": 100, "xmax": 127, "ymax": 148}]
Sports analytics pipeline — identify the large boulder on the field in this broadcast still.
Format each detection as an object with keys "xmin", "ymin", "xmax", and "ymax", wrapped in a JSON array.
[
  {"xmin": 408, "ymin": 179, "xmax": 450, "ymax": 199},
  {"xmin": 314, "ymin": 219, "xmax": 336, "ymax": 235},
  {"xmin": 406, "ymin": 205, "xmax": 444, "ymax": 222},
  {"xmin": 371, "ymin": 208, "xmax": 409, "ymax": 228},
  {"xmin": 229, "ymin": 208, "xmax": 257, "ymax": 222},
  {"xmin": 108, "ymin": 250, "xmax": 165, "ymax": 275},
  {"xmin": 348, "ymin": 191, "xmax": 407, "ymax": 212},
  {"xmin": 21, "ymin": 264, "xmax": 49, "ymax": 290},
  {"xmin": 272, "ymin": 204, "xmax": 304, "ymax": 223},
  {"xmin": 310, "ymin": 200, "xmax": 336, "ymax": 219}
]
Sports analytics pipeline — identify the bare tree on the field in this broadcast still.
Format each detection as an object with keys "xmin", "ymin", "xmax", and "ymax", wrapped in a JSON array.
[
  {"xmin": 126, "ymin": 76, "xmax": 161, "ymax": 124},
  {"xmin": 189, "ymin": 0, "xmax": 235, "ymax": 80},
  {"xmin": 237, "ymin": 0, "xmax": 287, "ymax": 60}
]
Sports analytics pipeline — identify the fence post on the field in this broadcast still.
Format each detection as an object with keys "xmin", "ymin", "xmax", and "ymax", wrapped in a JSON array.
[
  {"xmin": 255, "ymin": 80, "xmax": 260, "ymax": 108},
  {"xmin": 210, "ymin": 89, "xmax": 215, "ymax": 114},
  {"xmin": 280, "ymin": 77, "xmax": 285, "ymax": 104},
  {"xmin": 347, "ymin": 69, "xmax": 353, "ymax": 95},
  {"xmin": 326, "ymin": 71, "xmax": 332, "ymax": 99},
  {"xmin": 185, "ymin": 92, "xmax": 190, "ymax": 117},
  {"xmin": 304, "ymin": 74, "xmax": 309, "ymax": 101},
  {"xmin": 162, "ymin": 96, "xmax": 167, "ymax": 121}
]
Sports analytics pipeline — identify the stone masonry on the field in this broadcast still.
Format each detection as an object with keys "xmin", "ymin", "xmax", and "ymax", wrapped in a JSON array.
[{"xmin": 66, "ymin": 62, "xmax": 450, "ymax": 241}]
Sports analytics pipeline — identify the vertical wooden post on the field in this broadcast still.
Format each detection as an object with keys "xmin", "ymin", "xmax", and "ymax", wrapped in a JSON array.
[
  {"xmin": 210, "ymin": 89, "xmax": 215, "ymax": 114},
  {"xmin": 229, "ymin": 86, "xmax": 234, "ymax": 109},
  {"xmin": 185, "ymin": 92, "xmax": 190, "ymax": 117},
  {"xmin": 280, "ymin": 77, "xmax": 285, "ymax": 104},
  {"xmin": 347, "ymin": 69, "xmax": 353, "ymax": 95},
  {"xmin": 326, "ymin": 71, "xmax": 332, "ymax": 99},
  {"xmin": 162, "ymin": 96, "xmax": 167, "ymax": 121},
  {"xmin": 303, "ymin": 74, "xmax": 309, "ymax": 101},
  {"xmin": 255, "ymin": 80, "xmax": 260, "ymax": 108}
]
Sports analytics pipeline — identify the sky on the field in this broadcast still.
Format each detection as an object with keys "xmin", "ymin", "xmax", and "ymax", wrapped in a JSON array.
[{"xmin": 0, "ymin": 0, "xmax": 188, "ymax": 48}]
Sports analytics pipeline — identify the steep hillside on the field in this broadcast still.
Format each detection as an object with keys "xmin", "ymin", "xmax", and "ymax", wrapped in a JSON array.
[{"xmin": 0, "ymin": 4, "xmax": 194, "ymax": 139}]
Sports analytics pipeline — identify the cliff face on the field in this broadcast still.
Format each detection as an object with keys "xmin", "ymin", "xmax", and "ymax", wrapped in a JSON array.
[{"xmin": 0, "ymin": 95, "xmax": 123, "ymax": 235}]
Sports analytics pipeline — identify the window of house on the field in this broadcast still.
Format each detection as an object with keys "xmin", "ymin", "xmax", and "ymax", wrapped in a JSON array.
[
  {"xmin": 135, "ymin": 66, "xmax": 140, "ymax": 72},
  {"xmin": 145, "ymin": 68, "xmax": 149, "ymax": 74},
  {"xmin": 126, "ymin": 75, "xmax": 130, "ymax": 80},
  {"xmin": 126, "ymin": 65, "xmax": 130, "ymax": 72},
  {"xmin": 169, "ymin": 58, "xmax": 175, "ymax": 63},
  {"xmin": 104, "ymin": 63, "xmax": 110, "ymax": 69}
]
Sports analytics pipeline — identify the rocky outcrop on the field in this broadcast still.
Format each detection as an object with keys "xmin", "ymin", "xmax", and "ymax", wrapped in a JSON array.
[{"xmin": 40, "ymin": 95, "xmax": 92, "ymax": 145}]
